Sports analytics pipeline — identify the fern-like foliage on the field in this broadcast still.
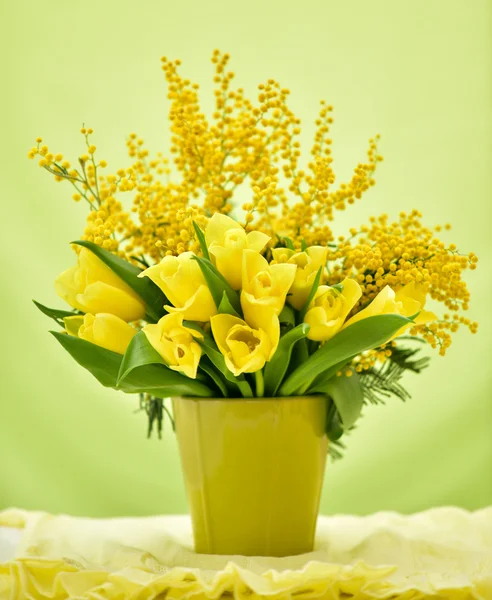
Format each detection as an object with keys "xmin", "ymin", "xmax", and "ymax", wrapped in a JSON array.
[
  {"xmin": 360, "ymin": 345, "xmax": 430, "ymax": 405},
  {"xmin": 328, "ymin": 438, "xmax": 347, "ymax": 461},
  {"xmin": 328, "ymin": 343, "xmax": 429, "ymax": 460}
]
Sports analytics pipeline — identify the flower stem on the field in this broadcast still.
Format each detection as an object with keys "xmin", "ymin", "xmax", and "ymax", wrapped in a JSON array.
[{"xmin": 255, "ymin": 370, "xmax": 264, "ymax": 398}]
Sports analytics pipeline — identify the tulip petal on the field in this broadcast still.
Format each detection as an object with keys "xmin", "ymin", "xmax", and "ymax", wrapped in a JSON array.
[
  {"xmin": 143, "ymin": 313, "xmax": 202, "ymax": 379},
  {"xmin": 210, "ymin": 314, "xmax": 244, "ymax": 356},
  {"xmin": 306, "ymin": 245, "xmax": 329, "ymax": 268},
  {"xmin": 209, "ymin": 246, "xmax": 243, "ymax": 290},
  {"xmin": 54, "ymin": 266, "xmax": 86, "ymax": 311},
  {"xmin": 64, "ymin": 315, "xmax": 85, "ymax": 337},
  {"xmin": 79, "ymin": 313, "xmax": 137, "ymax": 355},
  {"xmin": 241, "ymin": 292, "xmax": 279, "ymax": 358},
  {"xmin": 166, "ymin": 284, "xmax": 217, "ymax": 322},
  {"xmin": 245, "ymin": 230, "xmax": 271, "ymax": 252},
  {"xmin": 242, "ymin": 250, "xmax": 269, "ymax": 290},
  {"xmin": 205, "ymin": 213, "xmax": 243, "ymax": 246},
  {"xmin": 78, "ymin": 281, "xmax": 146, "ymax": 322},
  {"xmin": 269, "ymin": 263, "xmax": 297, "ymax": 296},
  {"xmin": 343, "ymin": 285, "xmax": 396, "ymax": 329},
  {"xmin": 395, "ymin": 281, "xmax": 428, "ymax": 307}
]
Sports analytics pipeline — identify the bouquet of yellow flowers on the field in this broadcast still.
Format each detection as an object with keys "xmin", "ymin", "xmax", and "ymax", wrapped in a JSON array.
[{"xmin": 30, "ymin": 51, "xmax": 478, "ymax": 456}]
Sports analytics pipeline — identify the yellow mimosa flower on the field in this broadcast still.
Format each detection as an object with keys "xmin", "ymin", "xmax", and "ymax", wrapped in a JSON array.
[
  {"xmin": 76, "ymin": 313, "xmax": 137, "ymax": 354},
  {"xmin": 143, "ymin": 313, "xmax": 202, "ymax": 379},
  {"xmin": 304, "ymin": 278, "xmax": 362, "ymax": 341},
  {"xmin": 139, "ymin": 252, "xmax": 216, "ymax": 322},
  {"xmin": 211, "ymin": 313, "xmax": 277, "ymax": 376},
  {"xmin": 271, "ymin": 246, "xmax": 329, "ymax": 310},
  {"xmin": 54, "ymin": 248, "xmax": 146, "ymax": 322},
  {"xmin": 205, "ymin": 213, "xmax": 270, "ymax": 290}
]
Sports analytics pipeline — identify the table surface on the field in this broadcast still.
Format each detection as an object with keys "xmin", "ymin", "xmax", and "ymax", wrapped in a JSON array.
[
  {"xmin": 0, "ymin": 527, "xmax": 20, "ymax": 563},
  {"xmin": 1, "ymin": 508, "xmax": 491, "ymax": 600}
]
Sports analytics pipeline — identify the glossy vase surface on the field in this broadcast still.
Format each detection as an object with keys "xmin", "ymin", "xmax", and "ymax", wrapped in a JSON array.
[{"xmin": 172, "ymin": 396, "xmax": 329, "ymax": 557}]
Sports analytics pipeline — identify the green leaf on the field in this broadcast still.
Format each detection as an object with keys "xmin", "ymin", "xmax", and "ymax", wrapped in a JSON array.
[
  {"xmin": 182, "ymin": 320, "xmax": 207, "ymax": 337},
  {"xmin": 118, "ymin": 330, "xmax": 166, "ymax": 385},
  {"xmin": 198, "ymin": 338, "xmax": 235, "ymax": 383},
  {"xmin": 278, "ymin": 313, "xmax": 413, "ymax": 396},
  {"xmin": 319, "ymin": 370, "xmax": 364, "ymax": 430},
  {"xmin": 51, "ymin": 330, "xmax": 213, "ymax": 398},
  {"xmin": 326, "ymin": 402, "xmax": 344, "ymax": 441},
  {"xmin": 119, "ymin": 362, "xmax": 213, "ymax": 398},
  {"xmin": 292, "ymin": 336, "xmax": 309, "ymax": 367},
  {"xmin": 33, "ymin": 300, "xmax": 79, "ymax": 323},
  {"xmin": 72, "ymin": 240, "xmax": 166, "ymax": 323},
  {"xmin": 218, "ymin": 290, "xmax": 241, "ymax": 318},
  {"xmin": 264, "ymin": 323, "xmax": 310, "ymax": 396},
  {"xmin": 193, "ymin": 221, "xmax": 211, "ymax": 261},
  {"xmin": 279, "ymin": 304, "xmax": 296, "ymax": 326},
  {"xmin": 199, "ymin": 357, "xmax": 230, "ymax": 397},
  {"xmin": 51, "ymin": 330, "xmax": 122, "ymax": 387},
  {"xmin": 301, "ymin": 239, "xmax": 308, "ymax": 252},
  {"xmin": 281, "ymin": 236, "xmax": 295, "ymax": 250},
  {"xmin": 298, "ymin": 266, "xmax": 323, "ymax": 322},
  {"xmin": 308, "ymin": 359, "xmax": 352, "ymax": 393},
  {"xmin": 192, "ymin": 255, "xmax": 242, "ymax": 316}
]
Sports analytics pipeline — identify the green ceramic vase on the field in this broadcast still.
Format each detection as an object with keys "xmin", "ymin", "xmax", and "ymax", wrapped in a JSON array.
[{"xmin": 172, "ymin": 396, "xmax": 329, "ymax": 557}]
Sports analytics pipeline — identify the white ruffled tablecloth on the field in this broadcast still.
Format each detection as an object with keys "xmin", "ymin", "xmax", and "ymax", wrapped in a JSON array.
[{"xmin": 0, "ymin": 507, "xmax": 491, "ymax": 599}]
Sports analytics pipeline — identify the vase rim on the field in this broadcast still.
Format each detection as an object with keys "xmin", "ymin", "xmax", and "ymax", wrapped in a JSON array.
[{"xmin": 172, "ymin": 395, "xmax": 326, "ymax": 402}]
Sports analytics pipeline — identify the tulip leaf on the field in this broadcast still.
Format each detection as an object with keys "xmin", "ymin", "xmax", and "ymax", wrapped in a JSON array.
[
  {"xmin": 264, "ymin": 323, "xmax": 310, "ymax": 397},
  {"xmin": 319, "ymin": 370, "xmax": 364, "ymax": 430},
  {"xmin": 218, "ymin": 291, "xmax": 241, "ymax": 318},
  {"xmin": 301, "ymin": 239, "xmax": 308, "ymax": 252},
  {"xmin": 326, "ymin": 402, "xmax": 344, "ymax": 442},
  {"xmin": 118, "ymin": 331, "xmax": 166, "ymax": 385},
  {"xmin": 278, "ymin": 313, "xmax": 413, "ymax": 396},
  {"xmin": 308, "ymin": 359, "xmax": 352, "ymax": 393},
  {"xmin": 280, "ymin": 236, "xmax": 295, "ymax": 250},
  {"xmin": 298, "ymin": 266, "xmax": 323, "ymax": 322},
  {"xmin": 51, "ymin": 330, "xmax": 214, "ymax": 398},
  {"xmin": 279, "ymin": 303, "xmax": 296, "ymax": 327},
  {"xmin": 198, "ymin": 357, "xmax": 230, "ymax": 397},
  {"xmin": 72, "ymin": 240, "xmax": 167, "ymax": 323},
  {"xmin": 33, "ymin": 300, "xmax": 80, "ymax": 324},
  {"xmin": 192, "ymin": 221, "xmax": 211, "ymax": 262},
  {"xmin": 193, "ymin": 255, "xmax": 242, "ymax": 316},
  {"xmin": 117, "ymin": 362, "xmax": 214, "ymax": 398},
  {"xmin": 51, "ymin": 330, "xmax": 123, "ymax": 388}
]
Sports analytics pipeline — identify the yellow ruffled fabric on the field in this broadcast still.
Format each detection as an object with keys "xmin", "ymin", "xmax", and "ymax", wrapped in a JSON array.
[{"xmin": 0, "ymin": 507, "xmax": 491, "ymax": 599}]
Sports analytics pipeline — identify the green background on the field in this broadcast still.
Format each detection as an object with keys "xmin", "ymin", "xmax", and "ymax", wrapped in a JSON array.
[{"xmin": 1, "ymin": 0, "xmax": 491, "ymax": 516}]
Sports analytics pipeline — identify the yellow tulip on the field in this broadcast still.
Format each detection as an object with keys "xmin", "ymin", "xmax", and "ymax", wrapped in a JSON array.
[
  {"xmin": 211, "ymin": 313, "xmax": 277, "ymax": 376},
  {"xmin": 343, "ymin": 282, "xmax": 437, "ymax": 337},
  {"xmin": 271, "ymin": 246, "xmax": 329, "ymax": 310},
  {"xmin": 76, "ymin": 313, "xmax": 137, "ymax": 354},
  {"xmin": 139, "ymin": 252, "xmax": 216, "ymax": 322},
  {"xmin": 63, "ymin": 315, "xmax": 85, "ymax": 337},
  {"xmin": 143, "ymin": 313, "xmax": 202, "ymax": 379},
  {"xmin": 205, "ymin": 213, "xmax": 270, "ymax": 289},
  {"xmin": 304, "ymin": 278, "xmax": 362, "ymax": 341},
  {"xmin": 55, "ymin": 248, "xmax": 146, "ymax": 322},
  {"xmin": 241, "ymin": 250, "xmax": 297, "ymax": 315}
]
